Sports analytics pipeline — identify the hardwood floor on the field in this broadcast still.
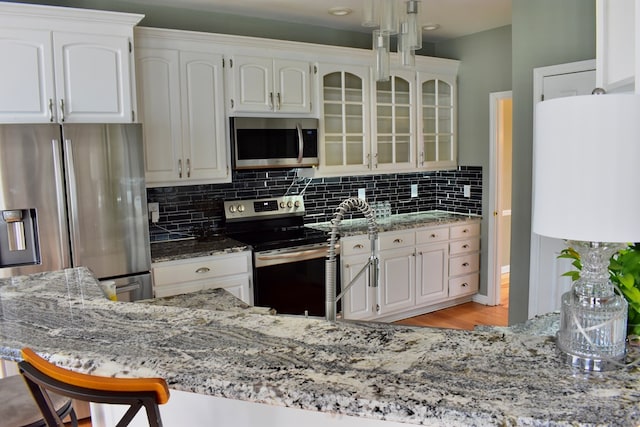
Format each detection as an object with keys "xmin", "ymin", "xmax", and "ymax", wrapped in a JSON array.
[{"xmin": 394, "ymin": 274, "xmax": 510, "ymax": 330}]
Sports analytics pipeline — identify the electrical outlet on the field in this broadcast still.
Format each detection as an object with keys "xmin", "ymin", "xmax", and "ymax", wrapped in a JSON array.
[
  {"xmin": 463, "ymin": 185, "xmax": 471, "ymax": 198},
  {"xmin": 358, "ymin": 188, "xmax": 366, "ymax": 200},
  {"xmin": 148, "ymin": 202, "xmax": 160, "ymax": 223},
  {"xmin": 410, "ymin": 184, "xmax": 418, "ymax": 198}
]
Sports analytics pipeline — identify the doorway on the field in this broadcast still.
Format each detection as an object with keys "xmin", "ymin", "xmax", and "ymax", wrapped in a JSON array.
[
  {"xmin": 528, "ymin": 59, "xmax": 596, "ymax": 317},
  {"xmin": 486, "ymin": 91, "xmax": 512, "ymax": 306}
]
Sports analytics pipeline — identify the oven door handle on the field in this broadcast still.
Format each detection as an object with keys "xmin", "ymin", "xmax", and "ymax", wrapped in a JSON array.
[{"xmin": 255, "ymin": 244, "xmax": 339, "ymax": 267}]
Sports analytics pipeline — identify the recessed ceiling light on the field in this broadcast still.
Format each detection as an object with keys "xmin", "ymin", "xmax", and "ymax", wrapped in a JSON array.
[
  {"xmin": 328, "ymin": 7, "xmax": 353, "ymax": 17},
  {"xmin": 422, "ymin": 23, "xmax": 441, "ymax": 31}
]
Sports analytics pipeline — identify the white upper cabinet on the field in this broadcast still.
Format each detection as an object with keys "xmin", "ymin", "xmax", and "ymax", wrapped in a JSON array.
[
  {"xmin": 417, "ymin": 73, "xmax": 457, "ymax": 170},
  {"xmin": 372, "ymin": 69, "xmax": 416, "ymax": 172},
  {"xmin": 596, "ymin": 0, "xmax": 637, "ymax": 93},
  {"xmin": 0, "ymin": 3, "xmax": 142, "ymax": 123},
  {"xmin": 0, "ymin": 28, "xmax": 55, "ymax": 123},
  {"xmin": 318, "ymin": 63, "xmax": 371, "ymax": 175},
  {"xmin": 228, "ymin": 55, "xmax": 312, "ymax": 114},
  {"xmin": 135, "ymin": 29, "xmax": 229, "ymax": 187}
]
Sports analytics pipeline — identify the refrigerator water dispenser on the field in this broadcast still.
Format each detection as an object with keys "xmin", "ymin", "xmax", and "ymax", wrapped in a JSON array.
[{"xmin": 0, "ymin": 209, "xmax": 40, "ymax": 267}]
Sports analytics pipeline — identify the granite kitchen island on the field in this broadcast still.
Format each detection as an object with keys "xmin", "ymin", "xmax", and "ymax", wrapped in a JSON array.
[{"xmin": 0, "ymin": 268, "xmax": 639, "ymax": 426}]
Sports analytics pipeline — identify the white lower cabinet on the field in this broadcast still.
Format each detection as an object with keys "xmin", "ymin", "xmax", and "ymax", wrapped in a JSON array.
[
  {"xmin": 152, "ymin": 251, "xmax": 253, "ymax": 304},
  {"xmin": 377, "ymin": 231, "xmax": 416, "ymax": 316},
  {"xmin": 342, "ymin": 219, "xmax": 480, "ymax": 322}
]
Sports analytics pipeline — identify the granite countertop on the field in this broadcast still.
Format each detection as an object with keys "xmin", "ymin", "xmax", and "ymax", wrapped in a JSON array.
[
  {"xmin": 150, "ymin": 236, "xmax": 250, "ymax": 263},
  {"xmin": 150, "ymin": 211, "xmax": 479, "ymax": 263},
  {"xmin": 307, "ymin": 210, "xmax": 481, "ymax": 237},
  {"xmin": 138, "ymin": 287, "xmax": 275, "ymax": 315},
  {"xmin": 1, "ymin": 267, "xmax": 639, "ymax": 426}
]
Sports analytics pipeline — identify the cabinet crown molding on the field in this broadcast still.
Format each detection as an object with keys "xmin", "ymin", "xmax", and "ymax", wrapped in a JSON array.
[{"xmin": 0, "ymin": 3, "xmax": 143, "ymax": 32}]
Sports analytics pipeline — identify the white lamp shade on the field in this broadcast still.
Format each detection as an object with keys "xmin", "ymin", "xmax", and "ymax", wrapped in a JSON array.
[{"xmin": 532, "ymin": 94, "xmax": 640, "ymax": 242}]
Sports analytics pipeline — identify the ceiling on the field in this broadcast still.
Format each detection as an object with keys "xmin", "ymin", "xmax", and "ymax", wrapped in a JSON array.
[{"xmin": 124, "ymin": 0, "xmax": 512, "ymax": 43}]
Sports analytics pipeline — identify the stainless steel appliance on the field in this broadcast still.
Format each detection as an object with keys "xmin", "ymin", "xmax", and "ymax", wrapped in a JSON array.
[
  {"xmin": 223, "ymin": 195, "xmax": 338, "ymax": 316},
  {"xmin": 0, "ymin": 124, "xmax": 151, "ymax": 301},
  {"xmin": 230, "ymin": 117, "xmax": 319, "ymax": 170}
]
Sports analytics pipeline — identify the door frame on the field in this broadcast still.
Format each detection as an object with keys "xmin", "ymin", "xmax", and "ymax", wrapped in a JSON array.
[
  {"xmin": 486, "ymin": 91, "xmax": 512, "ymax": 306},
  {"xmin": 528, "ymin": 59, "xmax": 596, "ymax": 317}
]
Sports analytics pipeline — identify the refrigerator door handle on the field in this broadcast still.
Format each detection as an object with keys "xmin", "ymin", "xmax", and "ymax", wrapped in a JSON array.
[{"xmin": 63, "ymin": 138, "xmax": 80, "ymax": 258}]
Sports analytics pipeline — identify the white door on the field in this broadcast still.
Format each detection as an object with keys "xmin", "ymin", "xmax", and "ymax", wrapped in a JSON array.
[
  {"xmin": 0, "ymin": 29, "xmax": 56, "ymax": 123},
  {"xmin": 229, "ymin": 55, "xmax": 273, "ymax": 113},
  {"xmin": 53, "ymin": 32, "xmax": 133, "ymax": 123},
  {"xmin": 415, "ymin": 242, "xmax": 448, "ymax": 305},
  {"xmin": 378, "ymin": 248, "xmax": 415, "ymax": 315},
  {"xmin": 529, "ymin": 61, "xmax": 596, "ymax": 318},
  {"xmin": 274, "ymin": 59, "xmax": 311, "ymax": 113},
  {"xmin": 180, "ymin": 51, "xmax": 229, "ymax": 181},
  {"xmin": 136, "ymin": 48, "xmax": 183, "ymax": 185},
  {"xmin": 341, "ymin": 254, "xmax": 375, "ymax": 320}
]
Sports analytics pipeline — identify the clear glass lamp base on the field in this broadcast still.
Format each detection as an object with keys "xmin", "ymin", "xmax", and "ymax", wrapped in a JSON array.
[{"xmin": 556, "ymin": 241, "xmax": 628, "ymax": 372}]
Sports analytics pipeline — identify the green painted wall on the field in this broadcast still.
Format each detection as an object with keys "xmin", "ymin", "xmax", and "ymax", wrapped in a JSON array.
[
  {"xmin": 434, "ymin": 25, "xmax": 512, "ymax": 297},
  {"xmin": 509, "ymin": 0, "xmax": 595, "ymax": 323}
]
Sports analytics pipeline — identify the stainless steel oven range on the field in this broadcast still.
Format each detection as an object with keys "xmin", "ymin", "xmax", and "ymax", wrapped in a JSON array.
[{"xmin": 223, "ymin": 195, "xmax": 338, "ymax": 317}]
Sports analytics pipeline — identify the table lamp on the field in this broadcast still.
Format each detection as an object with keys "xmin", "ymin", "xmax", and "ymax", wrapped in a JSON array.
[{"xmin": 532, "ymin": 92, "xmax": 640, "ymax": 371}]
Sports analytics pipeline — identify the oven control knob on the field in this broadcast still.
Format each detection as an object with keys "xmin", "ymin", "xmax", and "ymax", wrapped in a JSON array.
[
  {"xmin": 228, "ymin": 205, "xmax": 236, "ymax": 213},
  {"xmin": 279, "ymin": 201, "xmax": 285, "ymax": 209},
  {"xmin": 294, "ymin": 200, "xmax": 301, "ymax": 208},
  {"xmin": 286, "ymin": 201, "xmax": 293, "ymax": 208},
  {"xmin": 237, "ymin": 204, "xmax": 245, "ymax": 212}
]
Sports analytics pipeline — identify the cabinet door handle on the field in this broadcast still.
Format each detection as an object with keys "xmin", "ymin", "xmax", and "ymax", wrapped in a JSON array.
[
  {"xmin": 462, "ymin": 244, "xmax": 469, "ymax": 249},
  {"xmin": 393, "ymin": 238, "xmax": 403, "ymax": 244},
  {"xmin": 48, "ymin": 98, "xmax": 54, "ymax": 122},
  {"xmin": 178, "ymin": 159, "xmax": 182, "ymax": 178},
  {"xmin": 353, "ymin": 244, "xmax": 364, "ymax": 249},
  {"xmin": 59, "ymin": 99, "xmax": 65, "ymax": 122},
  {"xmin": 420, "ymin": 151, "xmax": 424, "ymax": 166},
  {"xmin": 276, "ymin": 92, "xmax": 281, "ymax": 110},
  {"xmin": 461, "ymin": 282, "xmax": 469, "ymax": 288},
  {"xmin": 462, "ymin": 229, "xmax": 469, "ymax": 233},
  {"xmin": 269, "ymin": 92, "xmax": 274, "ymax": 110},
  {"xmin": 195, "ymin": 267, "xmax": 211, "ymax": 274},
  {"xmin": 186, "ymin": 158, "xmax": 191, "ymax": 178},
  {"xmin": 430, "ymin": 233, "xmax": 436, "ymax": 238},
  {"xmin": 374, "ymin": 153, "xmax": 378, "ymax": 168},
  {"xmin": 462, "ymin": 262, "xmax": 470, "ymax": 267}
]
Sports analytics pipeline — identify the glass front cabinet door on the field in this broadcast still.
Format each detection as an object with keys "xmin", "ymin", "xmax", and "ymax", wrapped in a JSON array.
[
  {"xmin": 418, "ymin": 73, "xmax": 456, "ymax": 170},
  {"xmin": 372, "ymin": 70, "xmax": 415, "ymax": 172},
  {"xmin": 318, "ymin": 64, "xmax": 371, "ymax": 174}
]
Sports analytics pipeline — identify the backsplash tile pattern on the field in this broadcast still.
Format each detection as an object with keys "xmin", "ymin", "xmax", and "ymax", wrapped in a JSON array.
[{"xmin": 147, "ymin": 166, "xmax": 482, "ymax": 242}]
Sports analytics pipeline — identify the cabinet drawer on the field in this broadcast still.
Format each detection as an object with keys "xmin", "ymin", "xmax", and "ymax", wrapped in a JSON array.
[
  {"xmin": 153, "ymin": 253, "xmax": 251, "ymax": 286},
  {"xmin": 416, "ymin": 226, "xmax": 449, "ymax": 244},
  {"xmin": 341, "ymin": 236, "xmax": 372, "ymax": 256},
  {"xmin": 449, "ymin": 274, "xmax": 479, "ymax": 298},
  {"xmin": 449, "ymin": 253, "xmax": 480, "ymax": 277},
  {"xmin": 450, "ymin": 222, "xmax": 480, "ymax": 239},
  {"xmin": 378, "ymin": 231, "xmax": 415, "ymax": 249},
  {"xmin": 450, "ymin": 238, "xmax": 480, "ymax": 255}
]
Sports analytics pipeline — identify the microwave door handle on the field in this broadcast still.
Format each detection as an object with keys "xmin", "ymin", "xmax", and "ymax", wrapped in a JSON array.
[{"xmin": 296, "ymin": 122, "xmax": 304, "ymax": 163}]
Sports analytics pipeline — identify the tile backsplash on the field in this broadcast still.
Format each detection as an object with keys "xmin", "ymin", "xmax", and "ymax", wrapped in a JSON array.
[{"xmin": 147, "ymin": 166, "xmax": 482, "ymax": 242}]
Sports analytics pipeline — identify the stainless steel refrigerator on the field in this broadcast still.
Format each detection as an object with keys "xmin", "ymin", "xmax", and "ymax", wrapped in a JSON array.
[{"xmin": 0, "ymin": 124, "xmax": 152, "ymax": 301}]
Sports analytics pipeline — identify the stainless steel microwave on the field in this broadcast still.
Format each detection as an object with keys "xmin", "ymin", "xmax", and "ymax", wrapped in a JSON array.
[{"xmin": 231, "ymin": 117, "xmax": 319, "ymax": 170}]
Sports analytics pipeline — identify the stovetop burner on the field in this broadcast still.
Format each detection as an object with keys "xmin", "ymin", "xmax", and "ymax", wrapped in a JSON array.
[{"xmin": 223, "ymin": 195, "xmax": 328, "ymax": 251}]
